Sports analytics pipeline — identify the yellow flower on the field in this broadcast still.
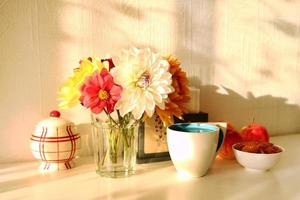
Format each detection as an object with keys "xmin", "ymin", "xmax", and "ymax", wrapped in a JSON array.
[{"xmin": 58, "ymin": 57, "xmax": 105, "ymax": 109}]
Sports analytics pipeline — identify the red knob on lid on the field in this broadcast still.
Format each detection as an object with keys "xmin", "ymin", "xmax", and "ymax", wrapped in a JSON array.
[{"xmin": 50, "ymin": 110, "xmax": 61, "ymax": 118}]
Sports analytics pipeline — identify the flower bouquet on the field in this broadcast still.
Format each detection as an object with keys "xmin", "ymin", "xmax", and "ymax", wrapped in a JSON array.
[{"xmin": 58, "ymin": 47, "xmax": 190, "ymax": 177}]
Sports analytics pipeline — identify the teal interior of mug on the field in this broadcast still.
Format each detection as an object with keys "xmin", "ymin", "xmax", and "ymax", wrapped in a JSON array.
[{"xmin": 168, "ymin": 123, "xmax": 217, "ymax": 133}]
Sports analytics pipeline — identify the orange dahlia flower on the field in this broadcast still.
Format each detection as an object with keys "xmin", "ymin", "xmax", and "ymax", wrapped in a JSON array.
[{"xmin": 156, "ymin": 55, "xmax": 190, "ymax": 126}]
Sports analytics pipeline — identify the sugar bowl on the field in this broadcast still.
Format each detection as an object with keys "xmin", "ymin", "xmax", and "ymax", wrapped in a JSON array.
[{"xmin": 30, "ymin": 111, "xmax": 80, "ymax": 171}]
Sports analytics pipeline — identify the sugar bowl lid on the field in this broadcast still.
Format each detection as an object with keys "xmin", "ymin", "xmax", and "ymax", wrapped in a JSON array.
[{"xmin": 32, "ymin": 110, "xmax": 76, "ymax": 137}]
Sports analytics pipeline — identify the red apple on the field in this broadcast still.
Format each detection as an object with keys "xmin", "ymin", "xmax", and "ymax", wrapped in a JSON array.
[
  {"xmin": 218, "ymin": 123, "xmax": 243, "ymax": 160},
  {"xmin": 240, "ymin": 123, "xmax": 269, "ymax": 143}
]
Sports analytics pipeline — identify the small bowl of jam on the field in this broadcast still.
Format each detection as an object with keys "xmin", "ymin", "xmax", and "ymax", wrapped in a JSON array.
[{"xmin": 232, "ymin": 141, "xmax": 284, "ymax": 171}]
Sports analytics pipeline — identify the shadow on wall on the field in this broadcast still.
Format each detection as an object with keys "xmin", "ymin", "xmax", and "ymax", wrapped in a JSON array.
[
  {"xmin": 174, "ymin": 0, "xmax": 300, "ymax": 136},
  {"xmin": 194, "ymin": 80, "xmax": 300, "ymax": 135},
  {"xmin": 263, "ymin": 0, "xmax": 300, "ymax": 38}
]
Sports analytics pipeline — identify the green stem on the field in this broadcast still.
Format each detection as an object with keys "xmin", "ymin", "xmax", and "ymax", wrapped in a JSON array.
[
  {"xmin": 103, "ymin": 109, "xmax": 118, "ymax": 125},
  {"xmin": 109, "ymin": 128, "xmax": 118, "ymax": 163},
  {"xmin": 100, "ymin": 110, "xmax": 139, "ymax": 165},
  {"xmin": 117, "ymin": 110, "xmax": 122, "ymax": 123},
  {"xmin": 123, "ymin": 128, "xmax": 130, "ymax": 149}
]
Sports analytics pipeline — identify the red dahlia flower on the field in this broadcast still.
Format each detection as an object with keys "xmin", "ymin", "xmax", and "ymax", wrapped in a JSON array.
[{"xmin": 80, "ymin": 69, "xmax": 122, "ymax": 114}]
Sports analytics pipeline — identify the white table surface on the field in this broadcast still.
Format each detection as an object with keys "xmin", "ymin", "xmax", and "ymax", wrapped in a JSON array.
[{"xmin": 1, "ymin": 134, "xmax": 300, "ymax": 200}]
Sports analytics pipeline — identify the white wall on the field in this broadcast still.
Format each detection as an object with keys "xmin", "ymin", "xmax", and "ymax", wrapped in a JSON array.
[{"xmin": 0, "ymin": 0, "xmax": 299, "ymax": 163}]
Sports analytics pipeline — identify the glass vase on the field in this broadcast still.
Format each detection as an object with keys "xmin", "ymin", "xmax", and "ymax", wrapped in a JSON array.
[{"xmin": 91, "ymin": 114, "xmax": 138, "ymax": 178}]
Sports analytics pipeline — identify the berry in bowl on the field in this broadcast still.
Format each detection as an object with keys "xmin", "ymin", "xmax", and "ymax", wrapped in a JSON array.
[{"xmin": 232, "ymin": 141, "xmax": 284, "ymax": 171}]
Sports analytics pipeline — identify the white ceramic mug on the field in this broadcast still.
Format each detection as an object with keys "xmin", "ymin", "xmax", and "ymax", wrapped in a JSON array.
[{"xmin": 167, "ymin": 123, "xmax": 226, "ymax": 177}]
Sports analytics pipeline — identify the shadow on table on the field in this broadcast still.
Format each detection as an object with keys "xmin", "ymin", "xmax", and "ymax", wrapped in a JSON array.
[
  {"xmin": 0, "ymin": 162, "xmax": 37, "ymax": 177},
  {"xmin": 0, "ymin": 159, "xmax": 92, "ymax": 193}
]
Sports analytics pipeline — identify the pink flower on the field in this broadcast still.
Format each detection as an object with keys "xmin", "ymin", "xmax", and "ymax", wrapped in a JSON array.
[{"xmin": 80, "ymin": 69, "xmax": 122, "ymax": 114}]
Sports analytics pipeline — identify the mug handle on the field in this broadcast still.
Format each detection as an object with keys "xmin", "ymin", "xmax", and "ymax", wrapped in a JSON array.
[{"xmin": 215, "ymin": 127, "xmax": 224, "ymax": 153}]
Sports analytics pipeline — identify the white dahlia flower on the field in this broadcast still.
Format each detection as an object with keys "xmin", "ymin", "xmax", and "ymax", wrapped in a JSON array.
[{"xmin": 111, "ymin": 47, "xmax": 174, "ymax": 120}]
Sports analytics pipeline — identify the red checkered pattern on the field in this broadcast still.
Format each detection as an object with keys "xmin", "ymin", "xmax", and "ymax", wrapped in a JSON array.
[{"xmin": 31, "ymin": 126, "xmax": 80, "ymax": 170}]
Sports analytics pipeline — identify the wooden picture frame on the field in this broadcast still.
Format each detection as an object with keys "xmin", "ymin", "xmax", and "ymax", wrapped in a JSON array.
[{"xmin": 137, "ymin": 112, "xmax": 208, "ymax": 164}]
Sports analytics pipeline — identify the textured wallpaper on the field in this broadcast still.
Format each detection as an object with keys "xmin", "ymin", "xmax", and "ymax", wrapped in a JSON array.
[{"xmin": 0, "ymin": 0, "xmax": 299, "ymax": 162}]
